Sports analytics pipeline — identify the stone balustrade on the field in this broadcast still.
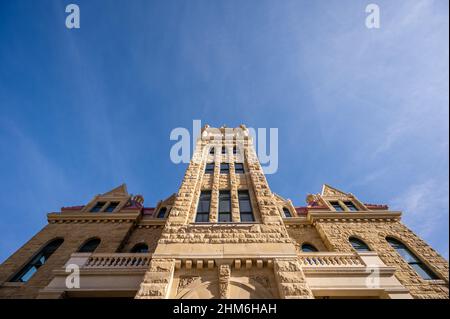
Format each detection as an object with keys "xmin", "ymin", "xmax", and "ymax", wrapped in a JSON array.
[
  {"xmin": 82, "ymin": 253, "xmax": 152, "ymax": 269},
  {"xmin": 298, "ymin": 252, "xmax": 364, "ymax": 267}
]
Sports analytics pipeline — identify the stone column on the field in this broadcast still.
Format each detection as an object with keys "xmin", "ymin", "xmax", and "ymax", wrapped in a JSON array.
[
  {"xmin": 218, "ymin": 264, "xmax": 231, "ymax": 299},
  {"xmin": 135, "ymin": 258, "xmax": 175, "ymax": 299},
  {"xmin": 273, "ymin": 258, "xmax": 314, "ymax": 299}
]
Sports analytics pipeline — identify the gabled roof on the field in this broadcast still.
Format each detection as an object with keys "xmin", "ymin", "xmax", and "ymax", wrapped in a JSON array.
[{"xmin": 321, "ymin": 184, "xmax": 348, "ymax": 197}]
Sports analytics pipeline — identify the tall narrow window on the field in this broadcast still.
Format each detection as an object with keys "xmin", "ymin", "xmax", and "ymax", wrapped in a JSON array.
[
  {"xmin": 218, "ymin": 191, "xmax": 231, "ymax": 222},
  {"xmin": 157, "ymin": 207, "xmax": 167, "ymax": 218},
  {"xmin": 78, "ymin": 238, "xmax": 101, "ymax": 253},
  {"xmin": 344, "ymin": 201, "xmax": 358, "ymax": 211},
  {"xmin": 131, "ymin": 243, "xmax": 149, "ymax": 253},
  {"xmin": 195, "ymin": 191, "xmax": 211, "ymax": 223},
  {"xmin": 104, "ymin": 202, "xmax": 119, "ymax": 212},
  {"xmin": 301, "ymin": 243, "xmax": 318, "ymax": 252},
  {"xmin": 205, "ymin": 163, "xmax": 215, "ymax": 174},
  {"xmin": 233, "ymin": 146, "xmax": 237, "ymax": 154},
  {"xmin": 283, "ymin": 207, "xmax": 292, "ymax": 218},
  {"xmin": 387, "ymin": 237, "xmax": 439, "ymax": 280},
  {"xmin": 235, "ymin": 163, "xmax": 244, "ymax": 174},
  {"xmin": 209, "ymin": 147, "xmax": 215, "ymax": 155},
  {"xmin": 90, "ymin": 202, "xmax": 106, "ymax": 212},
  {"xmin": 10, "ymin": 238, "xmax": 64, "ymax": 282},
  {"xmin": 238, "ymin": 190, "xmax": 255, "ymax": 222},
  {"xmin": 330, "ymin": 201, "xmax": 344, "ymax": 212},
  {"xmin": 349, "ymin": 237, "xmax": 370, "ymax": 252},
  {"xmin": 221, "ymin": 146, "xmax": 227, "ymax": 154},
  {"xmin": 220, "ymin": 163, "xmax": 229, "ymax": 174}
]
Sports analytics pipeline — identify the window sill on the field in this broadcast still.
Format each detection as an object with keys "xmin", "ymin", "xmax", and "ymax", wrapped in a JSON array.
[{"xmin": 1, "ymin": 282, "xmax": 24, "ymax": 287}]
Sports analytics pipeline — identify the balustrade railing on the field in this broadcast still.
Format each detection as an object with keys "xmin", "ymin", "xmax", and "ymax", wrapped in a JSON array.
[
  {"xmin": 83, "ymin": 253, "xmax": 151, "ymax": 268},
  {"xmin": 298, "ymin": 253, "xmax": 364, "ymax": 267}
]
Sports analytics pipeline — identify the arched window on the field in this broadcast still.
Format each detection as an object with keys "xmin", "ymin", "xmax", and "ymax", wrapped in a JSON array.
[
  {"xmin": 78, "ymin": 238, "xmax": 101, "ymax": 253},
  {"xmin": 387, "ymin": 237, "xmax": 439, "ymax": 280},
  {"xmin": 282, "ymin": 207, "xmax": 292, "ymax": 218},
  {"xmin": 131, "ymin": 243, "xmax": 149, "ymax": 253},
  {"xmin": 10, "ymin": 238, "xmax": 64, "ymax": 282},
  {"xmin": 157, "ymin": 207, "xmax": 167, "ymax": 218},
  {"xmin": 349, "ymin": 237, "xmax": 371, "ymax": 252},
  {"xmin": 301, "ymin": 243, "xmax": 318, "ymax": 252}
]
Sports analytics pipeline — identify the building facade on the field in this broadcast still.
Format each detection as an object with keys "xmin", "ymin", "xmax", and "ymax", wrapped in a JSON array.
[{"xmin": 0, "ymin": 125, "xmax": 448, "ymax": 299}]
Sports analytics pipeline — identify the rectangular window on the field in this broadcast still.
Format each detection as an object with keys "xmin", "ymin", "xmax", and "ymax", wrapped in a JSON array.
[
  {"xmin": 218, "ymin": 191, "xmax": 231, "ymax": 222},
  {"xmin": 330, "ymin": 201, "xmax": 344, "ymax": 212},
  {"xmin": 205, "ymin": 163, "xmax": 215, "ymax": 174},
  {"xmin": 209, "ymin": 147, "xmax": 215, "ymax": 155},
  {"xmin": 344, "ymin": 201, "xmax": 358, "ymax": 211},
  {"xmin": 90, "ymin": 202, "xmax": 106, "ymax": 212},
  {"xmin": 104, "ymin": 202, "xmax": 119, "ymax": 212},
  {"xmin": 221, "ymin": 146, "xmax": 227, "ymax": 154},
  {"xmin": 195, "ymin": 191, "xmax": 211, "ymax": 222},
  {"xmin": 238, "ymin": 190, "xmax": 255, "ymax": 222},
  {"xmin": 235, "ymin": 163, "xmax": 245, "ymax": 174},
  {"xmin": 220, "ymin": 163, "xmax": 229, "ymax": 174}
]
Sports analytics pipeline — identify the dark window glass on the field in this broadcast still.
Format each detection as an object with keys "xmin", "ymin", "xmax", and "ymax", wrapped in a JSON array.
[
  {"xmin": 283, "ymin": 208, "xmax": 292, "ymax": 218},
  {"xmin": 131, "ymin": 243, "xmax": 149, "ymax": 253},
  {"xmin": 220, "ymin": 163, "xmax": 229, "ymax": 174},
  {"xmin": 195, "ymin": 191, "xmax": 211, "ymax": 222},
  {"xmin": 301, "ymin": 243, "xmax": 318, "ymax": 252},
  {"xmin": 238, "ymin": 190, "xmax": 254, "ymax": 222},
  {"xmin": 104, "ymin": 202, "xmax": 119, "ymax": 212},
  {"xmin": 205, "ymin": 163, "xmax": 215, "ymax": 174},
  {"xmin": 330, "ymin": 201, "xmax": 344, "ymax": 212},
  {"xmin": 235, "ymin": 163, "xmax": 245, "ymax": 174},
  {"xmin": 10, "ymin": 238, "xmax": 64, "ymax": 282},
  {"xmin": 344, "ymin": 201, "xmax": 358, "ymax": 211},
  {"xmin": 90, "ymin": 202, "xmax": 106, "ymax": 212},
  {"xmin": 221, "ymin": 146, "xmax": 227, "ymax": 154},
  {"xmin": 233, "ymin": 146, "xmax": 237, "ymax": 154},
  {"xmin": 78, "ymin": 238, "xmax": 100, "ymax": 253},
  {"xmin": 209, "ymin": 147, "xmax": 215, "ymax": 155},
  {"xmin": 349, "ymin": 237, "xmax": 371, "ymax": 252},
  {"xmin": 218, "ymin": 191, "xmax": 231, "ymax": 222},
  {"xmin": 157, "ymin": 207, "xmax": 167, "ymax": 218},
  {"xmin": 387, "ymin": 237, "xmax": 439, "ymax": 280}
]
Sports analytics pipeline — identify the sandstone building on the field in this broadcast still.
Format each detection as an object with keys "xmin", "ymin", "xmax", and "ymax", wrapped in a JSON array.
[{"xmin": 0, "ymin": 125, "xmax": 448, "ymax": 299}]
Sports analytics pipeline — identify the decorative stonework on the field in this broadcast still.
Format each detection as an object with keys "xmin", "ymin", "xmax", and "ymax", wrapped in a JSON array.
[
  {"xmin": 273, "ymin": 258, "xmax": 314, "ymax": 299},
  {"xmin": 218, "ymin": 264, "xmax": 231, "ymax": 299}
]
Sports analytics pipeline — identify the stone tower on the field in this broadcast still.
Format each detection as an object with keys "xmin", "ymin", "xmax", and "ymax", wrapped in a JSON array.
[{"xmin": 136, "ymin": 124, "xmax": 313, "ymax": 299}]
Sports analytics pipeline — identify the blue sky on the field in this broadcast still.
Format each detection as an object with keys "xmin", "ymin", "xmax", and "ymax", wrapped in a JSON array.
[{"xmin": 0, "ymin": 0, "xmax": 448, "ymax": 262}]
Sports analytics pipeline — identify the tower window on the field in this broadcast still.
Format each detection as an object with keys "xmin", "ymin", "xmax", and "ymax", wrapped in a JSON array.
[
  {"xmin": 209, "ymin": 147, "xmax": 215, "ymax": 155},
  {"xmin": 233, "ymin": 146, "xmax": 237, "ymax": 154},
  {"xmin": 10, "ymin": 238, "xmax": 64, "ymax": 282},
  {"xmin": 235, "ymin": 163, "xmax": 245, "ymax": 174},
  {"xmin": 90, "ymin": 202, "xmax": 106, "ymax": 212},
  {"xmin": 78, "ymin": 238, "xmax": 101, "ymax": 253},
  {"xmin": 349, "ymin": 237, "xmax": 371, "ymax": 252},
  {"xmin": 131, "ymin": 243, "xmax": 149, "ymax": 253},
  {"xmin": 195, "ymin": 191, "xmax": 211, "ymax": 223},
  {"xmin": 387, "ymin": 237, "xmax": 439, "ymax": 280},
  {"xmin": 344, "ymin": 201, "xmax": 358, "ymax": 211},
  {"xmin": 104, "ymin": 202, "xmax": 119, "ymax": 212},
  {"xmin": 301, "ymin": 243, "xmax": 318, "ymax": 252},
  {"xmin": 205, "ymin": 163, "xmax": 215, "ymax": 174},
  {"xmin": 330, "ymin": 201, "xmax": 344, "ymax": 212},
  {"xmin": 157, "ymin": 207, "xmax": 167, "ymax": 218},
  {"xmin": 221, "ymin": 146, "xmax": 227, "ymax": 154},
  {"xmin": 283, "ymin": 207, "xmax": 292, "ymax": 218},
  {"xmin": 218, "ymin": 191, "xmax": 231, "ymax": 223},
  {"xmin": 238, "ymin": 190, "xmax": 255, "ymax": 222},
  {"xmin": 220, "ymin": 163, "xmax": 229, "ymax": 174}
]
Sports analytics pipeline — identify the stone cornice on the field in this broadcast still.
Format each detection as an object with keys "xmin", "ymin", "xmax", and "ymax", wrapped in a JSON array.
[
  {"xmin": 47, "ymin": 212, "xmax": 141, "ymax": 224},
  {"xmin": 308, "ymin": 211, "xmax": 402, "ymax": 223}
]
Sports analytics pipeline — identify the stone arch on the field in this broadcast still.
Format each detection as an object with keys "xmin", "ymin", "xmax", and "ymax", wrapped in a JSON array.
[{"xmin": 175, "ymin": 279, "xmax": 275, "ymax": 299}]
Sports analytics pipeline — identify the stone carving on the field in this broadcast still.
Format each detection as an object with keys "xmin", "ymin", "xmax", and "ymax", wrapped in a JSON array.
[
  {"xmin": 218, "ymin": 264, "xmax": 231, "ymax": 299},
  {"xmin": 178, "ymin": 276, "xmax": 200, "ymax": 292},
  {"xmin": 250, "ymin": 275, "xmax": 270, "ymax": 288}
]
